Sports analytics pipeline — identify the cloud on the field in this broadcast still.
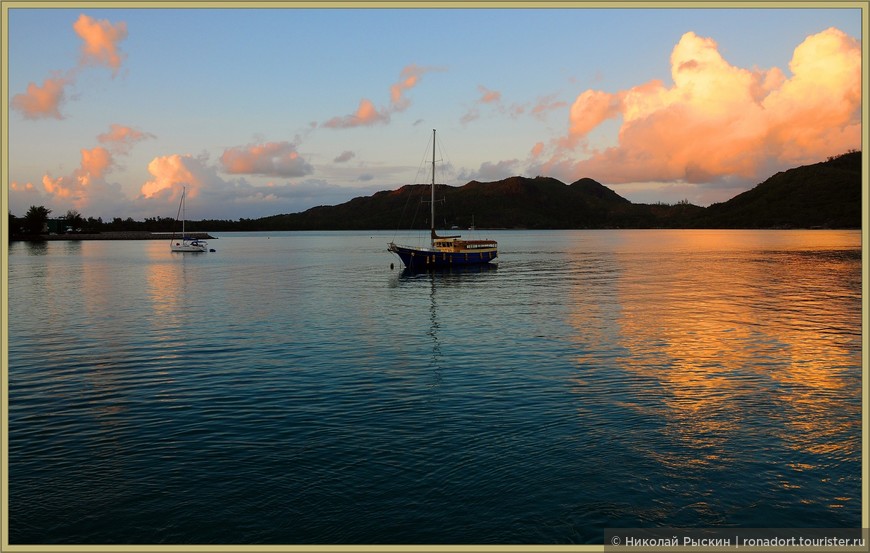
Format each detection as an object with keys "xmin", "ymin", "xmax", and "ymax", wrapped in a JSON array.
[
  {"xmin": 13, "ymin": 14, "xmax": 128, "ymax": 120},
  {"xmin": 323, "ymin": 99, "xmax": 390, "ymax": 129},
  {"xmin": 137, "ymin": 153, "xmax": 387, "ymax": 219},
  {"xmin": 461, "ymin": 85, "xmax": 553, "ymax": 125},
  {"xmin": 567, "ymin": 89, "xmax": 622, "ymax": 142},
  {"xmin": 140, "ymin": 154, "xmax": 213, "ymax": 200},
  {"xmin": 477, "ymin": 85, "xmax": 501, "ymax": 104},
  {"xmin": 334, "ymin": 150, "xmax": 356, "ymax": 163},
  {"xmin": 11, "ymin": 140, "xmax": 388, "ymax": 221},
  {"xmin": 323, "ymin": 64, "xmax": 443, "ymax": 128},
  {"xmin": 79, "ymin": 146, "xmax": 113, "ymax": 183},
  {"xmin": 37, "ymin": 146, "xmax": 129, "ymax": 214},
  {"xmin": 42, "ymin": 146, "xmax": 114, "ymax": 199},
  {"xmin": 531, "ymin": 94, "xmax": 568, "ymax": 120},
  {"xmin": 11, "ymin": 74, "xmax": 72, "ymax": 120},
  {"xmin": 542, "ymin": 27, "xmax": 861, "ymax": 186},
  {"xmin": 219, "ymin": 141, "xmax": 315, "ymax": 177},
  {"xmin": 390, "ymin": 64, "xmax": 434, "ymax": 111},
  {"xmin": 10, "ymin": 122, "xmax": 155, "ymax": 217},
  {"xmin": 458, "ymin": 159, "xmax": 520, "ymax": 182},
  {"xmin": 9, "ymin": 181, "xmax": 45, "ymax": 214},
  {"xmin": 98, "ymin": 124, "xmax": 156, "ymax": 154},
  {"xmin": 72, "ymin": 14, "xmax": 128, "ymax": 75},
  {"xmin": 459, "ymin": 107, "xmax": 480, "ymax": 125}
]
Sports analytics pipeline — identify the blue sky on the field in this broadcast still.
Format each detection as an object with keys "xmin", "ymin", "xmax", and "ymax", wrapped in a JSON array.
[{"xmin": 5, "ymin": 4, "xmax": 864, "ymax": 221}]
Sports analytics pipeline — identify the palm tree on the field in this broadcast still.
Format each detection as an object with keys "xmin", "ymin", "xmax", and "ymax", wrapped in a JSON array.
[{"xmin": 24, "ymin": 205, "xmax": 51, "ymax": 235}]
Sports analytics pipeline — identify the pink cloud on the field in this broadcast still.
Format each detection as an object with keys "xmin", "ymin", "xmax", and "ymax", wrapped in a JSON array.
[
  {"xmin": 10, "ymin": 182, "xmax": 35, "ymax": 192},
  {"xmin": 389, "ymin": 64, "xmax": 439, "ymax": 111},
  {"xmin": 220, "ymin": 141, "xmax": 314, "ymax": 177},
  {"xmin": 324, "ymin": 64, "xmax": 442, "ymax": 128},
  {"xmin": 14, "ymin": 14, "xmax": 128, "ymax": 121},
  {"xmin": 461, "ymin": 85, "xmax": 552, "ymax": 125},
  {"xmin": 531, "ymin": 94, "xmax": 568, "ymax": 120},
  {"xmin": 11, "ymin": 75, "xmax": 71, "ymax": 120},
  {"xmin": 42, "ymin": 174, "xmax": 74, "ymax": 199},
  {"xmin": 478, "ymin": 85, "xmax": 501, "ymax": 104},
  {"xmin": 545, "ymin": 27, "xmax": 861, "ymax": 185},
  {"xmin": 568, "ymin": 89, "xmax": 622, "ymax": 140},
  {"xmin": 140, "ymin": 154, "xmax": 209, "ymax": 200},
  {"xmin": 79, "ymin": 147, "xmax": 113, "ymax": 183},
  {"xmin": 72, "ymin": 14, "xmax": 128, "ymax": 75},
  {"xmin": 323, "ymin": 99, "xmax": 391, "ymax": 129},
  {"xmin": 97, "ymin": 124, "xmax": 155, "ymax": 153},
  {"xmin": 40, "ymin": 146, "xmax": 117, "ymax": 208}
]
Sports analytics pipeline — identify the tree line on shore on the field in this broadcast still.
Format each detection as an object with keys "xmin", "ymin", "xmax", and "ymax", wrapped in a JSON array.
[
  {"xmin": 8, "ymin": 150, "xmax": 862, "ymax": 237},
  {"xmin": 8, "ymin": 208, "xmax": 262, "ymax": 237}
]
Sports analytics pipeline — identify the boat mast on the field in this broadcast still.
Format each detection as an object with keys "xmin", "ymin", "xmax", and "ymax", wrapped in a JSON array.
[
  {"xmin": 431, "ymin": 129, "xmax": 436, "ymax": 241},
  {"xmin": 181, "ymin": 186, "xmax": 186, "ymax": 237}
]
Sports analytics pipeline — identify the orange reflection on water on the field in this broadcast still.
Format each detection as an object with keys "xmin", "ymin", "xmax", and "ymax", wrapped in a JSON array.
[
  {"xmin": 568, "ymin": 231, "xmax": 861, "ymax": 484},
  {"xmin": 145, "ymin": 241, "xmax": 186, "ymax": 326}
]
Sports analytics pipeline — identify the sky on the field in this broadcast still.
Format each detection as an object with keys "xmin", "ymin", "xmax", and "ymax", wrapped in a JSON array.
[{"xmin": 4, "ymin": 3, "xmax": 864, "ymax": 221}]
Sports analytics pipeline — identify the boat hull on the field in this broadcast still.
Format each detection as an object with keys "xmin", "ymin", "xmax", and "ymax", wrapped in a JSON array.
[
  {"xmin": 171, "ymin": 239, "xmax": 208, "ymax": 252},
  {"xmin": 389, "ymin": 243, "xmax": 497, "ymax": 270}
]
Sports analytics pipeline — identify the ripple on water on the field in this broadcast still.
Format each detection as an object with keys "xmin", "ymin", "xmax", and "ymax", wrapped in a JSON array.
[{"xmin": 7, "ymin": 231, "xmax": 862, "ymax": 544}]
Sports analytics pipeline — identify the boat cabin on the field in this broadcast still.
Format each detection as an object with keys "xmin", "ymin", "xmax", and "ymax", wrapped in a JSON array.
[{"xmin": 433, "ymin": 237, "xmax": 498, "ymax": 253}]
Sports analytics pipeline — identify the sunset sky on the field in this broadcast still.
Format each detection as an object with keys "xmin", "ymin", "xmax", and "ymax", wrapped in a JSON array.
[{"xmin": 5, "ymin": 4, "xmax": 864, "ymax": 221}]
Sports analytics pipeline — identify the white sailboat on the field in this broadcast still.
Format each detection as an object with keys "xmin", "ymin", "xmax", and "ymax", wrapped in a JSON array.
[{"xmin": 170, "ymin": 186, "xmax": 208, "ymax": 253}]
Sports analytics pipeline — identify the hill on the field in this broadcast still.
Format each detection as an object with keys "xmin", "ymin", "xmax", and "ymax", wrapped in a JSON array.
[
  {"xmin": 696, "ymin": 150, "xmax": 861, "ymax": 228},
  {"xmin": 237, "ymin": 151, "xmax": 864, "ymax": 230},
  {"xmin": 257, "ymin": 175, "xmax": 638, "ymax": 230}
]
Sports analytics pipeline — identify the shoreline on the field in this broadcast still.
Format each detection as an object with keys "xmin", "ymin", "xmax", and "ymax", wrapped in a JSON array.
[
  {"xmin": 7, "ymin": 227, "xmax": 858, "ymax": 242},
  {"xmin": 9, "ymin": 231, "xmax": 217, "ymax": 242}
]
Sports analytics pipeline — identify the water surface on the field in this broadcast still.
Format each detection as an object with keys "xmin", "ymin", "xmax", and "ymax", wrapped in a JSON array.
[{"xmin": 7, "ymin": 230, "xmax": 863, "ymax": 544}]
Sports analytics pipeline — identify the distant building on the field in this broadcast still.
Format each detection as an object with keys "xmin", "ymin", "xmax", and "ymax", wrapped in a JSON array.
[{"xmin": 45, "ymin": 218, "xmax": 74, "ymax": 234}]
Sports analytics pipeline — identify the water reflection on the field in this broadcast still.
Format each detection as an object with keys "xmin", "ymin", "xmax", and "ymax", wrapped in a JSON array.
[
  {"xmin": 64, "ymin": 240, "xmax": 82, "ymax": 254},
  {"xmin": 391, "ymin": 264, "xmax": 499, "ymax": 386},
  {"xmin": 604, "ymin": 242, "xmax": 861, "ymax": 510},
  {"xmin": 145, "ymin": 244, "xmax": 187, "ymax": 334},
  {"xmin": 24, "ymin": 241, "xmax": 48, "ymax": 255},
  {"xmin": 427, "ymin": 274, "xmax": 443, "ymax": 385}
]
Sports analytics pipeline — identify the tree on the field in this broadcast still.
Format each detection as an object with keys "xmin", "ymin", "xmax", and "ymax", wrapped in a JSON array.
[
  {"xmin": 24, "ymin": 205, "xmax": 51, "ymax": 235},
  {"xmin": 9, "ymin": 211, "xmax": 20, "ymax": 236},
  {"xmin": 85, "ymin": 216, "xmax": 103, "ymax": 232},
  {"xmin": 64, "ymin": 209, "xmax": 84, "ymax": 232}
]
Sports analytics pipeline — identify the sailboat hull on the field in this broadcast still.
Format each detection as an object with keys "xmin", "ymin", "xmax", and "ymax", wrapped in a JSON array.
[
  {"xmin": 171, "ymin": 239, "xmax": 208, "ymax": 252},
  {"xmin": 388, "ymin": 243, "xmax": 498, "ymax": 270}
]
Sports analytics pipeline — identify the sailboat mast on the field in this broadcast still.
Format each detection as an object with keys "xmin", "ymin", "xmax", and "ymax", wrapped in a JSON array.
[
  {"xmin": 431, "ymin": 129, "xmax": 436, "ymax": 238},
  {"xmin": 181, "ymin": 186, "xmax": 186, "ymax": 237}
]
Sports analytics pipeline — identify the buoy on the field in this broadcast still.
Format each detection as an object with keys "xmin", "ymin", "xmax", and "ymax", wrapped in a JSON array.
[{"xmin": 210, "ymin": 249, "xmax": 216, "ymax": 252}]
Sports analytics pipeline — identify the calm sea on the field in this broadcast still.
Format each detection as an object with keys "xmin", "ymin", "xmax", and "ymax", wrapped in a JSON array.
[{"xmin": 6, "ymin": 230, "xmax": 863, "ymax": 545}]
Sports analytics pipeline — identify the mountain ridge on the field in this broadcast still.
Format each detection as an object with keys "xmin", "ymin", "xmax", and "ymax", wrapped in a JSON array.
[{"xmin": 208, "ymin": 151, "xmax": 862, "ymax": 231}]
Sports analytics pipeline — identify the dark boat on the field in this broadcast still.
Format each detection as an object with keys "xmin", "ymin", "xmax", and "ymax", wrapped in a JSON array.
[{"xmin": 388, "ymin": 130, "xmax": 498, "ymax": 270}]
